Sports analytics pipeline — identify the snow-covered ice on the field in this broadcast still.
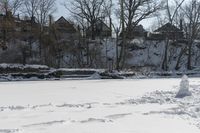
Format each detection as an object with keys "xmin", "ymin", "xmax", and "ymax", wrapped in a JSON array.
[{"xmin": 0, "ymin": 78, "xmax": 200, "ymax": 133}]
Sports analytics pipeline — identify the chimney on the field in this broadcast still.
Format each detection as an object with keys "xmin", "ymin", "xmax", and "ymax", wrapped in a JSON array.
[{"xmin": 49, "ymin": 15, "xmax": 53, "ymax": 26}]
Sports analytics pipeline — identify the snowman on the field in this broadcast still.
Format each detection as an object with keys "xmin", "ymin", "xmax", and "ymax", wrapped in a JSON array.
[{"xmin": 175, "ymin": 75, "xmax": 192, "ymax": 98}]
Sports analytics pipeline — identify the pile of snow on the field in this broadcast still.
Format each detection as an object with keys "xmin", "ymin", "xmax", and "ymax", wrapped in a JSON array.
[
  {"xmin": 89, "ymin": 72, "xmax": 101, "ymax": 79},
  {"xmin": 176, "ymin": 75, "xmax": 192, "ymax": 98}
]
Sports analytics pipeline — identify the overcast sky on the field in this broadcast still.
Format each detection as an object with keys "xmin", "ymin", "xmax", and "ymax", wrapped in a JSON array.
[
  {"xmin": 55, "ymin": 0, "xmax": 157, "ymax": 30},
  {"xmin": 55, "ymin": 0, "xmax": 68, "ymax": 18},
  {"xmin": 55, "ymin": 0, "xmax": 190, "ymax": 30},
  {"xmin": 55, "ymin": 0, "xmax": 119, "ymax": 19}
]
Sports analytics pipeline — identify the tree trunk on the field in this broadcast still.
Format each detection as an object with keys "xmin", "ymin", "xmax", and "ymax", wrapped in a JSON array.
[
  {"xmin": 91, "ymin": 22, "xmax": 96, "ymax": 40},
  {"xmin": 86, "ymin": 39, "xmax": 90, "ymax": 66},
  {"xmin": 187, "ymin": 42, "xmax": 193, "ymax": 70},
  {"xmin": 175, "ymin": 47, "xmax": 186, "ymax": 70},
  {"xmin": 162, "ymin": 39, "xmax": 169, "ymax": 71},
  {"xmin": 118, "ymin": 0, "xmax": 125, "ymax": 70},
  {"xmin": 116, "ymin": 30, "xmax": 119, "ymax": 70}
]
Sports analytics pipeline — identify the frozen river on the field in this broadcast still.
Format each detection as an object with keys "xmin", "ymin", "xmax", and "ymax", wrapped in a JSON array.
[{"xmin": 0, "ymin": 78, "xmax": 200, "ymax": 133}]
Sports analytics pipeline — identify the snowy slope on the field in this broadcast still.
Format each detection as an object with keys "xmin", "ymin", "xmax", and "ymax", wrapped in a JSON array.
[
  {"xmin": 1, "ymin": 37, "xmax": 199, "ymax": 70},
  {"xmin": 0, "ymin": 79, "xmax": 200, "ymax": 133},
  {"xmin": 100, "ymin": 38, "xmax": 200, "ymax": 70}
]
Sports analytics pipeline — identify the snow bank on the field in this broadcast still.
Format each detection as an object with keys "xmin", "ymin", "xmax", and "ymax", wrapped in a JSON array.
[
  {"xmin": 0, "ymin": 63, "xmax": 49, "ymax": 70},
  {"xmin": 89, "ymin": 72, "xmax": 101, "ymax": 79},
  {"xmin": 0, "ymin": 63, "xmax": 50, "ymax": 81}
]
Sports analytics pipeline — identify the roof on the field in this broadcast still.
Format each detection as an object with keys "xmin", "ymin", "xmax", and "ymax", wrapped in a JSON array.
[
  {"xmin": 132, "ymin": 25, "xmax": 146, "ymax": 32},
  {"xmin": 55, "ymin": 16, "xmax": 71, "ymax": 25},
  {"xmin": 154, "ymin": 23, "xmax": 182, "ymax": 32},
  {"xmin": 96, "ymin": 20, "xmax": 110, "ymax": 28},
  {"xmin": 54, "ymin": 16, "xmax": 77, "ymax": 33},
  {"xmin": 87, "ymin": 19, "xmax": 111, "ymax": 31}
]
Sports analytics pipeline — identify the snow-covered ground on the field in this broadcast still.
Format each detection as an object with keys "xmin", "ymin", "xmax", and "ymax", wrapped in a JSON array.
[{"xmin": 0, "ymin": 78, "xmax": 200, "ymax": 133}]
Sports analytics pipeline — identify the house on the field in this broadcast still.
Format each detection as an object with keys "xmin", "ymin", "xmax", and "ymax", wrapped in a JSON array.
[
  {"xmin": 0, "ymin": 12, "xmax": 16, "ymax": 41},
  {"xmin": 0, "ymin": 15, "xmax": 80, "ymax": 42},
  {"xmin": 0, "ymin": 12, "xmax": 14, "ymax": 32},
  {"xmin": 53, "ymin": 16, "xmax": 78, "ymax": 39},
  {"xmin": 119, "ymin": 24, "xmax": 147, "ymax": 39},
  {"xmin": 18, "ymin": 17, "xmax": 41, "ymax": 41},
  {"xmin": 128, "ymin": 25, "xmax": 147, "ymax": 39},
  {"xmin": 131, "ymin": 25, "xmax": 147, "ymax": 38},
  {"xmin": 86, "ymin": 20, "xmax": 112, "ymax": 38},
  {"xmin": 149, "ymin": 23, "xmax": 184, "ymax": 40},
  {"xmin": 0, "ymin": 12, "xmax": 40, "ymax": 41},
  {"xmin": 20, "ymin": 17, "xmax": 39, "ymax": 31}
]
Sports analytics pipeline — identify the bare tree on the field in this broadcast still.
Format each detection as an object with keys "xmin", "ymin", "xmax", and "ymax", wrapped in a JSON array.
[
  {"xmin": 124, "ymin": 0, "xmax": 164, "ymax": 36},
  {"xmin": 65, "ymin": 0, "xmax": 109, "ymax": 40},
  {"xmin": 21, "ymin": 0, "xmax": 40, "ymax": 60},
  {"xmin": 23, "ymin": 0, "xmax": 40, "ymax": 19},
  {"xmin": 0, "ymin": 0, "xmax": 23, "ymax": 15},
  {"xmin": 166, "ymin": 0, "xmax": 185, "ymax": 24},
  {"xmin": 36, "ymin": 0, "xmax": 56, "ymax": 61},
  {"xmin": 119, "ymin": 0, "xmax": 125, "ymax": 69},
  {"xmin": 182, "ymin": 0, "xmax": 200, "ymax": 70},
  {"xmin": 0, "ymin": 0, "xmax": 21, "ymax": 50},
  {"xmin": 36, "ymin": 0, "xmax": 56, "ymax": 27},
  {"xmin": 112, "ymin": 16, "xmax": 121, "ymax": 70},
  {"xmin": 161, "ymin": 0, "xmax": 185, "ymax": 71},
  {"xmin": 118, "ymin": 0, "xmax": 164, "ymax": 69},
  {"xmin": 21, "ymin": 0, "xmax": 56, "ymax": 62}
]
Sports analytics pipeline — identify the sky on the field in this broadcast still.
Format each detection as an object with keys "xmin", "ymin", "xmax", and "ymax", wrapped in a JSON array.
[
  {"xmin": 55, "ymin": 0, "xmax": 190, "ymax": 30},
  {"xmin": 55, "ymin": 0, "xmax": 156, "ymax": 30},
  {"xmin": 55, "ymin": 0, "xmax": 69, "ymax": 18}
]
